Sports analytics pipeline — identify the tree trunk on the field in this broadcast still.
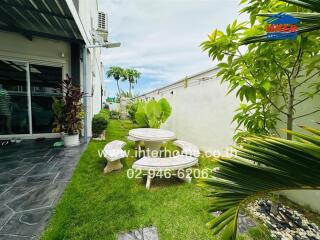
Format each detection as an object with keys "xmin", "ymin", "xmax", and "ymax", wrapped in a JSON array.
[
  {"xmin": 116, "ymin": 80, "xmax": 121, "ymax": 95},
  {"xmin": 129, "ymin": 82, "xmax": 132, "ymax": 97},
  {"xmin": 287, "ymin": 94, "xmax": 294, "ymax": 140}
]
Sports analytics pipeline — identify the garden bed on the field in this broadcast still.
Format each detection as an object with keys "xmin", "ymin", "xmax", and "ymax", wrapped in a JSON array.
[{"xmin": 41, "ymin": 119, "xmax": 279, "ymax": 240}]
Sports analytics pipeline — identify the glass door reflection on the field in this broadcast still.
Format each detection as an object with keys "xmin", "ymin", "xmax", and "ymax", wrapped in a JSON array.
[
  {"xmin": 0, "ymin": 60, "xmax": 29, "ymax": 134},
  {"xmin": 30, "ymin": 64, "xmax": 62, "ymax": 134}
]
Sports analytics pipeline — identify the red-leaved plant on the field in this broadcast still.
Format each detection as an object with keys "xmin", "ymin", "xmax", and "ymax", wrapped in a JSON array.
[{"xmin": 52, "ymin": 75, "xmax": 84, "ymax": 135}]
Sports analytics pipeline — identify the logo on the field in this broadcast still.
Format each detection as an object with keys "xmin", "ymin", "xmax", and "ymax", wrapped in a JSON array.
[{"xmin": 265, "ymin": 13, "xmax": 300, "ymax": 40}]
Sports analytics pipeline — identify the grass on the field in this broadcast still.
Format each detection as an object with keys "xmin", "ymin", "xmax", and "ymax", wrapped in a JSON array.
[{"xmin": 41, "ymin": 119, "xmax": 271, "ymax": 240}]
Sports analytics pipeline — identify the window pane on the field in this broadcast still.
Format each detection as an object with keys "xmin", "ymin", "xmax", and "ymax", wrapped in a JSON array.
[
  {"xmin": 30, "ymin": 64, "xmax": 62, "ymax": 133},
  {"xmin": 0, "ymin": 60, "xmax": 29, "ymax": 134}
]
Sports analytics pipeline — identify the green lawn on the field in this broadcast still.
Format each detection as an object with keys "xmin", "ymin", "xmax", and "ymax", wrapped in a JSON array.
[{"xmin": 41, "ymin": 119, "xmax": 269, "ymax": 240}]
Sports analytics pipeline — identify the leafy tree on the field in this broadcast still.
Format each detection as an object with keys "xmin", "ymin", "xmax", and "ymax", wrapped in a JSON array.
[
  {"xmin": 106, "ymin": 66, "xmax": 126, "ymax": 95},
  {"xmin": 125, "ymin": 69, "xmax": 141, "ymax": 96},
  {"xmin": 201, "ymin": 0, "xmax": 320, "ymax": 141},
  {"xmin": 200, "ymin": 126, "xmax": 320, "ymax": 239}
]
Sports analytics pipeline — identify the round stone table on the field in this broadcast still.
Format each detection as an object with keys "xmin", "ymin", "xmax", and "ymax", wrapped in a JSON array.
[{"xmin": 129, "ymin": 128, "xmax": 175, "ymax": 156}]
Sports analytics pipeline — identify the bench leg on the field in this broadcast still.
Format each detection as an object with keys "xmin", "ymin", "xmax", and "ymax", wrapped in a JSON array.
[
  {"xmin": 104, "ymin": 160, "xmax": 123, "ymax": 174},
  {"xmin": 177, "ymin": 169, "xmax": 192, "ymax": 183},
  {"xmin": 146, "ymin": 174, "xmax": 153, "ymax": 190}
]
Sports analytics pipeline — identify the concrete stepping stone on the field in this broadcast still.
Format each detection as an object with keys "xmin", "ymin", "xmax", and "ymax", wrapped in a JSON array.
[{"xmin": 118, "ymin": 226, "xmax": 159, "ymax": 240}]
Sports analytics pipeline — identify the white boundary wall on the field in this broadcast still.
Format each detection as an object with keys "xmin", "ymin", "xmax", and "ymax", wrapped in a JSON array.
[
  {"xmin": 138, "ymin": 67, "xmax": 320, "ymax": 213},
  {"xmin": 138, "ymin": 68, "xmax": 239, "ymax": 154}
]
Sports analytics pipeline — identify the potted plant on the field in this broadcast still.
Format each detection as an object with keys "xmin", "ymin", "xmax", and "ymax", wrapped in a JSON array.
[{"xmin": 52, "ymin": 75, "xmax": 84, "ymax": 147}]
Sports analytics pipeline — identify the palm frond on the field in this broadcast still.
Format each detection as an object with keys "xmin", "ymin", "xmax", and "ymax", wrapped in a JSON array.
[
  {"xmin": 280, "ymin": 0, "xmax": 320, "ymax": 12},
  {"xmin": 258, "ymin": 12, "xmax": 320, "ymax": 23},
  {"xmin": 242, "ymin": 24, "xmax": 320, "ymax": 44},
  {"xmin": 200, "ymin": 126, "xmax": 320, "ymax": 239}
]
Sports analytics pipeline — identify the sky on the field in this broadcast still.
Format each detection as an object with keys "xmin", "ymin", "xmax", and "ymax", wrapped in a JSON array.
[{"xmin": 99, "ymin": 0, "xmax": 248, "ymax": 97}]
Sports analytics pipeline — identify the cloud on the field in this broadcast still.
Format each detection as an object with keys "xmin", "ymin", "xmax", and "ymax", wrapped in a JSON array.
[{"xmin": 99, "ymin": 0, "xmax": 247, "ymax": 96}]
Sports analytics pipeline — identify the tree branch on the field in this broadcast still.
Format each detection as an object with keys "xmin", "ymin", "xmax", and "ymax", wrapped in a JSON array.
[
  {"xmin": 265, "ymin": 95, "xmax": 288, "ymax": 116},
  {"xmin": 290, "ymin": 46, "xmax": 303, "ymax": 79},
  {"xmin": 272, "ymin": 56, "xmax": 293, "ymax": 96},
  {"xmin": 275, "ymin": 72, "xmax": 288, "ymax": 106},
  {"xmin": 293, "ymin": 109, "xmax": 320, "ymax": 120},
  {"xmin": 294, "ymin": 70, "xmax": 320, "ymax": 90},
  {"xmin": 293, "ymin": 88, "xmax": 320, "ymax": 107}
]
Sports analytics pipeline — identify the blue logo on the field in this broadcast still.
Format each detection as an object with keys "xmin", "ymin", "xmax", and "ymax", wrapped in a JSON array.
[{"xmin": 265, "ymin": 13, "xmax": 300, "ymax": 40}]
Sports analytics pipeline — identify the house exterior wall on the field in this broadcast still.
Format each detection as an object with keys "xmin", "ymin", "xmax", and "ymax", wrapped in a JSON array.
[
  {"xmin": 0, "ymin": 32, "xmax": 71, "ymax": 139},
  {"xmin": 76, "ymin": 0, "xmax": 104, "ymax": 137},
  {"xmin": 0, "ymin": 0, "xmax": 104, "ymax": 138},
  {"xmin": 138, "ymin": 68, "xmax": 239, "ymax": 154},
  {"xmin": 0, "ymin": 32, "xmax": 71, "ymax": 73}
]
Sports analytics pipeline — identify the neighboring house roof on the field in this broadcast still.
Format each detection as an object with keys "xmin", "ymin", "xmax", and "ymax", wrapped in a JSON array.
[
  {"xmin": 0, "ymin": 0, "xmax": 83, "ymax": 42},
  {"xmin": 265, "ymin": 13, "xmax": 300, "ymax": 24}
]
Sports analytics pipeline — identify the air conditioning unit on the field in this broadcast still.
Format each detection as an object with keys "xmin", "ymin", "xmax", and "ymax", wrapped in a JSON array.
[{"xmin": 97, "ymin": 11, "xmax": 108, "ymax": 42}]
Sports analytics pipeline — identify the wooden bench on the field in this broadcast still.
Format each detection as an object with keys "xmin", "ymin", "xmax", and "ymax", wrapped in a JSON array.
[
  {"xmin": 103, "ymin": 140, "xmax": 126, "ymax": 173},
  {"xmin": 173, "ymin": 140, "xmax": 200, "ymax": 157},
  {"xmin": 132, "ymin": 155, "xmax": 198, "ymax": 189}
]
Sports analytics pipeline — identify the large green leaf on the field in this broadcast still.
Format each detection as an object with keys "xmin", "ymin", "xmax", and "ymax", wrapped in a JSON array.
[
  {"xmin": 134, "ymin": 98, "xmax": 172, "ymax": 128},
  {"xmin": 135, "ymin": 101, "xmax": 148, "ymax": 127},
  {"xmin": 159, "ymin": 98, "xmax": 172, "ymax": 120},
  {"xmin": 200, "ymin": 126, "xmax": 320, "ymax": 239}
]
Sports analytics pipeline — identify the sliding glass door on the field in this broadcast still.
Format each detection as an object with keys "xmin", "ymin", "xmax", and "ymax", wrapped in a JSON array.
[
  {"xmin": 0, "ymin": 59, "xmax": 62, "ymax": 136},
  {"xmin": 30, "ymin": 64, "xmax": 62, "ymax": 133},
  {"xmin": 0, "ymin": 60, "xmax": 29, "ymax": 135}
]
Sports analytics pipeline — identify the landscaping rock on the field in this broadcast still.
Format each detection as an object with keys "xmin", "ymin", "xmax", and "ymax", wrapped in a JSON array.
[{"xmin": 248, "ymin": 200, "xmax": 320, "ymax": 240}]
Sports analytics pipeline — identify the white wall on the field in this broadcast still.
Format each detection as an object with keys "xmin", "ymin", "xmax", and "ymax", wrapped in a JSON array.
[
  {"xmin": 77, "ymin": 0, "xmax": 104, "ymax": 137},
  {"xmin": 139, "ymin": 68, "xmax": 239, "ymax": 154}
]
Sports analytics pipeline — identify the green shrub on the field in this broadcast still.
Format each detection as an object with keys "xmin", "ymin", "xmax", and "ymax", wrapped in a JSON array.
[
  {"xmin": 135, "ymin": 98, "xmax": 171, "ymax": 128},
  {"xmin": 92, "ymin": 110, "xmax": 109, "ymax": 138},
  {"xmin": 109, "ymin": 110, "xmax": 120, "ymax": 119},
  {"xmin": 127, "ymin": 100, "xmax": 140, "ymax": 122},
  {"xmin": 100, "ymin": 109, "xmax": 109, "ymax": 117}
]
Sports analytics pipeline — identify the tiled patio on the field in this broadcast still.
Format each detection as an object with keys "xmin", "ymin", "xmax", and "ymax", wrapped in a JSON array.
[{"xmin": 0, "ymin": 139, "xmax": 86, "ymax": 240}]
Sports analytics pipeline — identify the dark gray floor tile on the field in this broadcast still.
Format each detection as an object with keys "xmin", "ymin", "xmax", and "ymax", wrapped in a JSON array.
[
  {"xmin": 0, "ymin": 174, "xmax": 21, "ymax": 185},
  {"xmin": 0, "ymin": 185, "xmax": 11, "ymax": 195},
  {"xmin": 0, "ymin": 140, "xmax": 86, "ymax": 238},
  {"xmin": 0, "ymin": 235, "xmax": 31, "ymax": 240},
  {"xmin": 0, "ymin": 186, "xmax": 37, "ymax": 204},
  {"xmin": 13, "ymin": 173, "xmax": 57, "ymax": 187},
  {"xmin": 7, "ymin": 183, "xmax": 64, "ymax": 212},
  {"xmin": 0, "ymin": 208, "xmax": 52, "ymax": 237},
  {"xmin": 0, "ymin": 206, "xmax": 14, "ymax": 227}
]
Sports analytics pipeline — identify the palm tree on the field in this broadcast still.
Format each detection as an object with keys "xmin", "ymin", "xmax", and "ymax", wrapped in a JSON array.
[
  {"xmin": 200, "ymin": 126, "xmax": 320, "ymax": 239},
  {"xmin": 106, "ymin": 67, "xmax": 126, "ymax": 95},
  {"xmin": 125, "ymin": 69, "xmax": 141, "ymax": 97},
  {"xmin": 242, "ymin": 0, "xmax": 320, "ymax": 44}
]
